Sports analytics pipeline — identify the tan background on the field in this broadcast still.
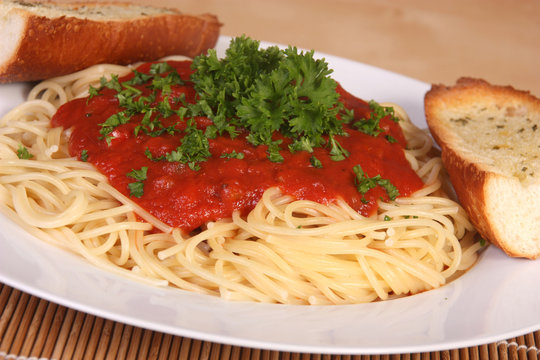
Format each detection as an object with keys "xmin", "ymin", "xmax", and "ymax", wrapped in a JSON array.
[{"xmin": 127, "ymin": 0, "xmax": 540, "ymax": 96}]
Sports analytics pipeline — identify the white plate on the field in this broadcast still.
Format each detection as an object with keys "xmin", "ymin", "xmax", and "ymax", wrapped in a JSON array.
[{"xmin": 0, "ymin": 36, "xmax": 539, "ymax": 355}]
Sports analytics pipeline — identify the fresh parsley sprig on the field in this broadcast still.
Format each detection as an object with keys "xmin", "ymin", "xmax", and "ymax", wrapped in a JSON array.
[
  {"xmin": 191, "ymin": 36, "xmax": 353, "ymax": 163},
  {"xmin": 84, "ymin": 37, "xmax": 405, "ymax": 205}
]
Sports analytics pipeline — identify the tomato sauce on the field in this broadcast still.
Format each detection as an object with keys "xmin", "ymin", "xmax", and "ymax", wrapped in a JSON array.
[{"xmin": 51, "ymin": 61, "xmax": 424, "ymax": 232}]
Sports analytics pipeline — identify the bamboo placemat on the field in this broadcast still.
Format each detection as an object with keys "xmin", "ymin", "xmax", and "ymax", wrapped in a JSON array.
[{"xmin": 1, "ymin": 283, "xmax": 539, "ymax": 360}]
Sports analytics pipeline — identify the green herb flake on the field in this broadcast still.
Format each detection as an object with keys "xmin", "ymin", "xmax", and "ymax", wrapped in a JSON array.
[
  {"xmin": 91, "ymin": 61, "xmax": 188, "ymax": 146},
  {"xmin": 100, "ymin": 74, "xmax": 122, "ymax": 92},
  {"xmin": 126, "ymin": 166, "xmax": 148, "ymax": 198},
  {"xmin": 354, "ymin": 100, "xmax": 399, "ymax": 137},
  {"xmin": 128, "ymin": 181, "xmax": 145, "ymax": 198},
  {"xmin": 220, "ymin": 151, "xmax": 245, "ymax": 160},
  {"xmin": 16, "ymin": 145, "xmax": 33, "ymax": 159},
  {"xmin": 99, "ymin": 111, "xmax": 131, "ymax": 145},
  {"xmin": 80, "ymin": 149, "xmax": 89, "ymax": 162},
  {"xmin": 87, "ymin": 85, "xmax": 100, "ymax": 101},
  {"xmin": 353, "ymin": 164, "xmax": 399, "ymax": 203},
  {"xmin": 376, "ymin": 177, "xmax": 400, "ymax": 201},
  {"xmin": 310, "ymin": 155, "xmax": 323, "ymax": 168},
  {"xmin": 145, "ymin": 148, "xmax": 164, "ymax": 162},
  {"xmin": 165, "ymin": 127, "xmax": 211, "ymax": 170},
  {"xmin": 328, "ymin": 135, "xmax": 350, "ymax": 161},
  {"xmin": 127, "ymin": 166, "xmax": 148, "ymax": 181}
]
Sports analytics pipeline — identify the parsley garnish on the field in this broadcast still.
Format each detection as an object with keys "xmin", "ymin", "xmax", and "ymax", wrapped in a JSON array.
[
  {"xmin": 354, "ymin": 100, "xmax": 399, "ymax": 137},
  {"xmin": 93, "ymin": 63, "xmax": 185, "ymax": 145},
  {"xmin": 310, "ymin": 155, "xmax": 323, "ymax": 168},
  {"xmin": 191, "ymin": 36, "xmax": 353, "ymax": 163},
  {"xmin": 353, "ymin": 165, "xmax": 399, "ymax": 204},
  {"xmin": 165, "ymin": 124, "xmax": 211, "ymax": 171},
  {"xmin": 127, "ymin": 167, "xmax": 148, "ymax": 181},
  {"xmin": 88, "ymin": 86, "xmax": 99, "ymax": 100},
  {"xmin": 328, "ymin": 135, "xmax": 350, "ymax": 161},
  {"xmin": 220, "ymin": 151, "xmax": 245, "ymax": 160},
  {"xmin": 144, "ymin": 148, "xmax": 164, "ymax": 162},
  {"xmin": 128, "ymin": 182, "xmax": 144, "ymax": 198},
  {"xmin": 80, "ymin": 149, "xmax": 89, "ymax": 162},
  {"xmin": 83, "ymin": 36, "xmax": 407, "ymax": 203},
  {"xmin": 16, "ymin": 145, "xmax": 33, "ymax": 159},
  {"xmin": 370, "ymin": 100, "xmax": 399, "ymax": 123},
  {"xmin": 99, "ymin": 111, "xmax": 130, "ymax": 144},
  {"xmin": 126, "ymin": 167, "xmax": 148, "ymax": 198}
]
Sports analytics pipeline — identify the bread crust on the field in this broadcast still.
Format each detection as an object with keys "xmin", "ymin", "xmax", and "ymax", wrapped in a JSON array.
[
  {"xmin": 437, "ymin": 139, "xmax": 504, "ymax": 254},
  {"xmin": 0, "ymin": 2, "xmax": 221, "ymax": 83},
  {"xmin": 425, "ymin": 77, "xmax": 540, "ymax": 259}
]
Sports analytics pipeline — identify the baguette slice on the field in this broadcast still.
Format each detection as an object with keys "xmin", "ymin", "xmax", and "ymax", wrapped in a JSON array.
[
  {"xmin": 0, "ymin": 0, "xmax": 221, "ymax": 83},
  {"xmin": 425, "ymin": 77, "xmax": 540, "ymax": 259}
]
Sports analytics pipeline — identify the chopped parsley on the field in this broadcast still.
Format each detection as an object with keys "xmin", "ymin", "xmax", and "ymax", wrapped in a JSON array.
[
  {"xmin": 81, "ymin": 36, "xmax": 407, "ymax": 205},
  {"xmin": 386, "ymin": 135, "xmax": 398, "ymax": 143},
  {"xmin": 310, "ymin": 155, "xmax": 323, "ymax": 168},
  {"xmin": 165, "ymin": 126, "xmax": 211, "ymax": 171},
  {"xmin": 144, "ymin": 148, "xmax": 164, "ymax": 162},
  {"xmin": 128, "ymin": 182, "xmax": 145, "ymax": 198},
  {"xmin": 126, "ymin": 166, "xmax": 148, "ymax": 198},
  {"xmin": 353, "ymin": 164, "xmax": 399, "ymax": 204},
  {"xmin": 328, "ymin": 135, "xmax": 350, "ymax": 161},
  {"xmin": 354, "ymin": 100, "xmax": 399, "ymax": 138},
  {"xmin": 16, "ymin": 145, "xmax": 33, "ymax": 159},
  {"xmin": 220, "ymin": 151, "xmax": 245, "ymax": 160},
  {"xmin": 91, "ymin": 62, "xmax": 185, "ymax": 145},
  {"xmin": 99, "ymin": 111, "xmax": 130, "ymax": 145},
  {"xmin": 127, "ymin": 167, "xmax": 148, "ymax": 181},
  {"xmin": 80, "ymin": 149, "xmax": 89, "ymax": 162}
]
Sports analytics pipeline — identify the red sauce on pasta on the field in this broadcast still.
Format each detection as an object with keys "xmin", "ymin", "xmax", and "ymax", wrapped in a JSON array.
[{"xmin": 51, "ymin": 61, "xmax": 423, "ymax": 232}]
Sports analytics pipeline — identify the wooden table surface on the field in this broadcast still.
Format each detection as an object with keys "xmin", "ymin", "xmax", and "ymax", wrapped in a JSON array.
[{"xmin": 2, "ymin": 1, "xmax": 540, "ymax": 359}]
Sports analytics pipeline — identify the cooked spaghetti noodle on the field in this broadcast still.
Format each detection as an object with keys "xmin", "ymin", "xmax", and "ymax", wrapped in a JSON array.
[{"xmin": 0, "ymin": 61, "xmax": 481, "ymax": 304}]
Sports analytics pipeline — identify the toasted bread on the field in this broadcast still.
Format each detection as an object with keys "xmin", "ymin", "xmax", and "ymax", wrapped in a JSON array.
[
  {"xmin": 425, "ymin": 77, "xmax": 540, "ymax": 259},
  {"xmin": 0, "ymin": 0, "xmax": 221, "ymax": 83}
]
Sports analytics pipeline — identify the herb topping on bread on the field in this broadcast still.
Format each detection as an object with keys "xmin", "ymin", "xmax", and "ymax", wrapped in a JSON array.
[{"xmin": 425, "ymin": 77, "xmax": 540, "ymax": 259}]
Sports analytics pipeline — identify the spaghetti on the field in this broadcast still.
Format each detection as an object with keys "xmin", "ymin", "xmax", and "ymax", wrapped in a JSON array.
[{"xmin": 0, "ymin": 59, "xmax": 481, "ymax": 305}]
